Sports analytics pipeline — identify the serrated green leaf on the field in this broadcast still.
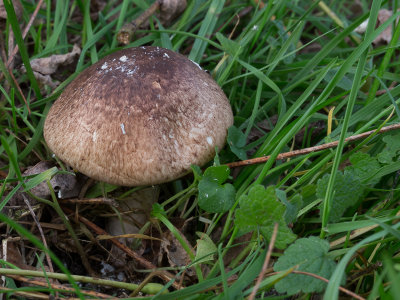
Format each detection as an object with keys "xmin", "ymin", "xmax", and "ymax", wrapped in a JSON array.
[
  {"xmin": 301, "ymin": 184, "xmax": 317, "ymax": 207},
  {"xmin": 235, "ymin": 185, "xmax": 296, "ymax": 249},
  {"xmin": 346, "ymin": 152, "xmax": 381, "ymax": 185},
  {"xmin": 194, "ymin": 232, "xmax": 217, "ymax": 264},
  {"xmin": 227, "ymin": 126, "xmax": 247, "ymax": 160},
  {"xmin": 286, "ymin": 194, "xmax": 303, "ymax": 223},
  {"xmin": 317, "ymin": 171, "xmax": 364, "ymax": 222},
  {"xmin": 377, "ymin": 133, "xmax": 400, "ymax": 164},
  {"xmin": 198, "ymin": 166, "xmax": 235, "ymax": 213},
  {"xmin": 276, "ymin": 189, "xmax": 303, "ymax": 223},
  {"xmin": 274, "ymin": 237, "xmax": 337, "ymax": 295}
]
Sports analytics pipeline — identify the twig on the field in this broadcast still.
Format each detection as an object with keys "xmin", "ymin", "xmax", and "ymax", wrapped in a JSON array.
[
  {"xmin": 58, "ymin": 197, "xmax": 117, "ymax": 206},
  {"xmin": 0, "ymin": 268, "xmax": 166, "ymax": 295},
  {"xmin": 266, "ymin": 270, "xmax": 365, "ymax": 300},
  {"xmin": 292, "ymin": 271, "xmax": 365, "ymax": 300},
  {"xmin": 5, "ymin": 69, "xmax": 30, "ymax": 113},
  {"xmin": 8, "ymin": 274, "xmax": 117, "ymax": 299},
  {"xmin": 61, "ymin": 206, "xmax": 180, "ymax": 290},
  {"xmin": 5, "ymin": 0, "xmax": 44, "ymax": 71},
  {"xmin": 117, "ymin": 0, "xmax": 162, "ymax": 45},
  {"xmin": 248, "ymin": 223, "xmax": 278, "ymax": 300},
  {"xmin": 226, "ymin": 123, "xmax": 400, "ymax": 168},
  {"xmin": 22, "ymin": 194, "xmax": 54, "ymax": 274}
]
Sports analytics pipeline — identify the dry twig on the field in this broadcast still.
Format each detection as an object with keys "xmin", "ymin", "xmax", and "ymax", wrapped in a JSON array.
[
  {"xmin": 117, "ymin": 0, "xmax": 163, "ymax": 45},
  {"xmin": 226, "ymin": 123, "xmax": 400, "ymax": 168},
  {"xmin": 61, "ymin": 206, "xmax": 181, "ymax": 290},
  {"xmin": 248, "ymin": 223, "xmax": 278, "ymax": 300}
]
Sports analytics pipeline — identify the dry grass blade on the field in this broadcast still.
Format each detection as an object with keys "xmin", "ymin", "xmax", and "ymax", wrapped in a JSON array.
[
  {"xmin": 0, "ymin": 286, "xmax": 49, "ymax": 299},
  {"xmin": 21, "ymin": 194, "xmax": 54, "ymax": 273},
  {"xmin": 248, "ymin": 223, "xmax": 279, "ymax": 300}
]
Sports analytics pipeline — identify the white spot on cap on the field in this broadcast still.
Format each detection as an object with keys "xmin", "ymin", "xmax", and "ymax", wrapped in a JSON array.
[
  {"xmin": 119, "ymin": 55, "xmax": 128, "ymax": 62},
  {"xmin": 101, "ymin": 62, "xmax": 108, "ymax": 70},
  {"xmin": 207, "ymin": 136, "xmax": 213, "ymax": 145},
  {"xmin": 92, "ymin": 131, "xmax": 98, "ymax": 142},
  {"xmin": 120, "ymin": 123, "xmax": 126, "ymax": 135},
  {"xmin": 163, "ymin": 53, "xmax": 170, "ymax": 58}
]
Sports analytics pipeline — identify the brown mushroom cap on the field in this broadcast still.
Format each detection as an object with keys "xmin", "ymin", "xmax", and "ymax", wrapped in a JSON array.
[{"xmin": 44, "ymin": 46, "xmax": 233, "ymax": 186}]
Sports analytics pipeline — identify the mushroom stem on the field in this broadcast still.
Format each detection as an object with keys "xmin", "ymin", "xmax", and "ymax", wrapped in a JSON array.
[{"xmin": 117, "ymin": 0, "xmax": 162, "ymax": 45}]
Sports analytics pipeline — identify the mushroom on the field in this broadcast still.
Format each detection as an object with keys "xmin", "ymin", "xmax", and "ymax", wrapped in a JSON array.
[
  {"xmin": 43, "ymin": 46, "xmax": 233, "ymax": 264},
  {"xmin": 44, "ymin": 46, "xmax": 233, "ymax": 186}
]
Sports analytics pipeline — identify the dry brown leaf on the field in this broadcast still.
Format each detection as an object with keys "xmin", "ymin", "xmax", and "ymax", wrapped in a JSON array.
[
  {"xmin": 160, "ymin": 230, "xmax": 194, "ymax": 277},
  {"xmin": 30, "ymin": 44, "xmax": 81, "ymax": 75},
  {"xmin": 23, "ymin": 161, "xmax": 79, "ymax": 199},
  {"xmin": 0, "ymin": 0, "xmax": 23, "ymax": 29},
  {"xmin": 22, "ymin": 44, "xmax": 81, "ymax": 89},
  {"xmin": 355, "ymin": 9, "xmax": 399, "ymax": 45}
]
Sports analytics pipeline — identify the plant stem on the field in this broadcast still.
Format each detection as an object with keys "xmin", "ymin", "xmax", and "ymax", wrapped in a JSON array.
[{"xmin": 0, "ymin": 268, "xmax": 165, "ymax": 294}]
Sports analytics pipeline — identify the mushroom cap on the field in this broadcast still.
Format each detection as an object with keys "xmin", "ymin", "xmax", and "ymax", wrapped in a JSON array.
[{"xmin": 44, "ymin": 46, "xmax": 233, "ymax": 186}]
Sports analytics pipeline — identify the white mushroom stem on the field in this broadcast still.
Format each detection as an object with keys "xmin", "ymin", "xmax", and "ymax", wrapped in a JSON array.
[{"xmin": 106, "ymin": 187, "xmax": 159, "ymax": 266}]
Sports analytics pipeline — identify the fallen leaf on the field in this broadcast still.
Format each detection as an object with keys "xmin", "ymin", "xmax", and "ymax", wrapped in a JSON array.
[
  {"xmin": 30, "ymin": 44, "xmax": 81, "ymax": 75},
  {"xmin": 355, "ymin": 9, "xmax": 399, "ymax": 45},
  {"xmin": 23, "ymin": 161, "xmax": 79, "ymax": 199},
  {"xmin": 22, "ymin": 45, "xmax": 81, "ymax": 89},
  {"xmin": 0, "ymin": 0, "xmax": 23, "ymax": 29},
  {"xmin": 161, "ymin": 230, "xmax": 194, "ymax": 277}
]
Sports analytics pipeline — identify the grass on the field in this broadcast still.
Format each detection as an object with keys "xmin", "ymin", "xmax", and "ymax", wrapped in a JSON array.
[{"xmin": 1, "ymin": 0, "xmax": 400, "ymax": 299}]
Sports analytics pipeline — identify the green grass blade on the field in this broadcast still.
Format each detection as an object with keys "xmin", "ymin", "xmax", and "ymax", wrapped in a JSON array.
[
  {"xmin": 189, "ymin": 0, "xmax": 226, "ymax": 62},
  {"xmin": 3, "ymin": 0, "xmax": 42, "ymax": 100}
]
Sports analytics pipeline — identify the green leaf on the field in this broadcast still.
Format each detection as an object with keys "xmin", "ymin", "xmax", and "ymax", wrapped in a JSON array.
[
  {"xmin": 198, "ymin": 166, "xmax": 236, "ymax": 213},
  {"xmin": 194, "ymin": 232, "xmax": 217, "ymax": 264},
  {"xmin": 276, "ymin": 189, "xmax": 303, "ymax": 223},
  {"xmin": 227, "ymin": 126, "xmax": 247, "ymax": 160},
  {"xmin": 317, "ymin": 171, "xmax": 364, "ymax": 222},
  {"xmin": 286, "ymin": 194, "xmax": 303, "ymax": 223},
  {"xmin": 235, "ymin": 185, "xmax": 296, "ymax": 249},
  {"xmin": 203, "ymin": 165, "xmax": 230, "ymax": 184},
  {"xmin": 273, "ymin": 237, "xmax": 337, "ymax": 295},
  {"xmin": 346, "ymin": 152, "xmax": 381, "ymax": 185},
  {"xmin": 377, "ymin": 133, "xmax": 400, "ymax": 164}
]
